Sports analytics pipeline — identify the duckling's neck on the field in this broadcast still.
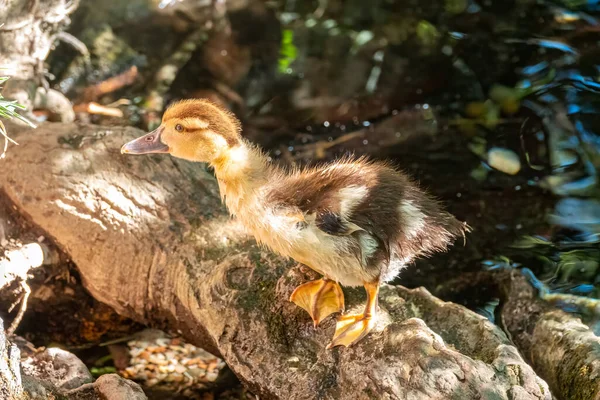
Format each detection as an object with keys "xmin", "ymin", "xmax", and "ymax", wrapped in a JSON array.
[{"xmin": 211, "ymin": 140, "xmax": 272, "ymax": 215}]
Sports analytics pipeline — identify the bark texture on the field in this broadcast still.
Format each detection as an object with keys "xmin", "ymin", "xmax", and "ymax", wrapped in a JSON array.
[
  {"xmin": 0, "ymin": 0, "xmax": 77, "ymax": 79},
  {"xmin": 0, "ymin": 0, "xmax": 77, "ymax": 121},
  {"xmin": 0, "ymin": 318, "xmax": 24, "ymax": 399},
  {"xmin": 0, "ymin": 122, "xmax": 553, "ymax": 399}
]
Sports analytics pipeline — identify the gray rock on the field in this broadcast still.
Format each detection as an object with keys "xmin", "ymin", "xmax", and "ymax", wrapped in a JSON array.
[
  {"xmin": 94, "ymin": 374, "xmax": 147, "ymax": 400},
  {"xmin": 21, "ymin": 347, "xmax": 93, "ymax": 391},
  {"xmin": 21, "ymin": 375, "xmax": 55, "ymax": 399}
]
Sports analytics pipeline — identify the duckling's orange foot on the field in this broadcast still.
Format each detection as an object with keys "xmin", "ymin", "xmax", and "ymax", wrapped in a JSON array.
[
  {"xmin": 326, "ymin": 313, "xmax": 375, "ymax": 349},
  {"xmin": 289, "ymin": 278, "xmax": 345, "ymax": 327}
]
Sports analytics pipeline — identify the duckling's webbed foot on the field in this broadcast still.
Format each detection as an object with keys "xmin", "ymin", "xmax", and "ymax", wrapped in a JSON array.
[
  {"xmin": 289, "ymin": 278, "xmax": 345, "ymax": 327},
  {"xmin": 326, "ymin": 313, "xmax": 375, "ymax": 349},
  {"xmin": 327, "ymin": 281, "xmax": 379, "ymax": 349}
]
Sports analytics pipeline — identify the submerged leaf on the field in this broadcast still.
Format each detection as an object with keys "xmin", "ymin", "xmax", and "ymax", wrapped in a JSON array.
[{"xmin": 416, "ymin": 20, "xmax": 440, "ymax": 48}]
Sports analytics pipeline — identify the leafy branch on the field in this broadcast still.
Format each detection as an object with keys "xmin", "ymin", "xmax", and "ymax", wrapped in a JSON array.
[{"xmin": 0, "ymin": 75, "xmax": 36, "ymax": 159}]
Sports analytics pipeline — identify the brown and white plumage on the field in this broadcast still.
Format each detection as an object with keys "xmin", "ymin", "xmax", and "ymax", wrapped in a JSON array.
[{"xmin": 121, "ymin": 99, "xmax": 468, "ymax": 348}]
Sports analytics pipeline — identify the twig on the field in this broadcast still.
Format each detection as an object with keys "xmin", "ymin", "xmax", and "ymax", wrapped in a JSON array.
[
  {"xmin": 55, "ymin": 31, "xmax": 90, "ymax": 57},
  {"xmin": 45, "ymin": 0, "xmax": 79, "ymax": 24},
  {"xmin": 0, "ymin": 120, "xmax": 19, "ymax": 160},
  {"xmin": 7, "ymin": 280, "xmax": 31, "ymax": 335},
  {"xmin": 213, "ymin": 81, "xmax": 244, "ymax": 107},
  {"xmin": 0, "ymin": 18, "xmax": 34, "ymax": 31},
  {"xmin": 64, "ymin": 0, "xmax": 80, "ymax": 16},
  {"xmin": 64, "ymin": 382, "xmax": 95, "ymax": 395},
  {"xmin": 313, "ymin": 0, "xmax": 328, "ymax": 19},
  {"xmin": 0, "ymin": 0, "xmax": 37, "ymax": 32},
  {"xmin": 81, "ymin": 66, "xmax": 138, "ymax": 102},
  {"xmin": 106, "ymin": 99, "xmax": 131, "ymax": 108},
  {"xmin": 73, "ymin": 102, "xmax": 124, "ymax": 118}
]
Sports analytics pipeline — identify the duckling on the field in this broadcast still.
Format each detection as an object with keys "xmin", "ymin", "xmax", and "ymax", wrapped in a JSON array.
[{"xmin": 121, "ymin": 99, "xmax": 468, "ymax": 348}]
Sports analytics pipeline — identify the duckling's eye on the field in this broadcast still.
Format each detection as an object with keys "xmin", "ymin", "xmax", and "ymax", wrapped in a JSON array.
[{"xmin": 175, "ymin": 124, "xmax": 184, "ymax": 132}]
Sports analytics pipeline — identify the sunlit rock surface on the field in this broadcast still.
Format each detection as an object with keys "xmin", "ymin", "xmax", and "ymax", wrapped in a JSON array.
[{"xmin": 0, "ymin": 122, "xmax": 554, "ymax": 399}]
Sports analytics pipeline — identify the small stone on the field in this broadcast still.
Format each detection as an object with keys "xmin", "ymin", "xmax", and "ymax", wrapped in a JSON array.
[
  {"xmin": 21, "ymin": 347, "xmax": 93, "ymax": 390},
  {"xmin": 487, "ymin": 147, "xmax": 521, "ymax": 175},
  {"xmin": 187, "ymin": 368, "xmax": 205, "ymax": 378},
  {"xmin": 147, "ymin": 355, "xmax": 168, "ymax": 366},
  {"xmin": 146, "ymin": 378, "xmax": 159, "ymax": 387},
  {"xmin": 94, "ymin": 373, "xmax": 147, "ymax": 400}
]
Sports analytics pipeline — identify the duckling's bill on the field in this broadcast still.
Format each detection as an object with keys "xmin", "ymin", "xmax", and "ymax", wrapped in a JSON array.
[{"xmin": 121, "ymin": 128, "xmax": 170, "ymax": 155}]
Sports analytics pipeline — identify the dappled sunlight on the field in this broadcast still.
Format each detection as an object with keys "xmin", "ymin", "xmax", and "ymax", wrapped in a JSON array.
[
  {"xmin": 36, "ymin": 127, "xmax": 200, "ymax": 235},
  {"xmin": 5, "ymin": 0, "xmax": 600, "ymax": 397},
  {"xmin": 0, "ymin": 243, "xmax": 45, "ymax": 287},
  {"xmin": 55, "ymin": 199, "xmax": 109, "ymax": 231},
  {"xmin": 54, "ymin": 171, "xmax": 169, "ymax": 233}
]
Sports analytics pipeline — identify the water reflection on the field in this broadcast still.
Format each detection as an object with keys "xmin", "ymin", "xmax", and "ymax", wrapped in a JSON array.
[{"xmin": 483, "ymin": 197, "xmax": 600, "ymax": 332}]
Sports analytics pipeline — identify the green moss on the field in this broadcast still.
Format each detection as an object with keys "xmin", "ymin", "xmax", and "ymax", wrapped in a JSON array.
[
  {"xmin": 559, "ymin": 366, "xmax": 600, "ymax": 400},
  {"xmin": 58, "ymin": 134, "xmax": 85, "ymax": 149},
  {"xmin": 195, "ymin": 239, "xmax": 257, "ymax": 264},
  {"xmin": 57, "ymin": 128, "xmax": 112, "ymax": 149},
  {"xmin": 236, "ymin": 252, "xmax": 294, "ymax": 345}
]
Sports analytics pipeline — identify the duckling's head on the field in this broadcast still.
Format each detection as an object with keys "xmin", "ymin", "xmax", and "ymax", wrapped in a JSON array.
[{"xmin": 121, "ymin": 99, "xmax": 241, "ymax": 163}]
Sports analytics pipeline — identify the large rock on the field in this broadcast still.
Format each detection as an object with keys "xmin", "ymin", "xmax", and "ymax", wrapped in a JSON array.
[{"xmin": 0, "ymin": 122, "xmax": 552, "ymax": 399}]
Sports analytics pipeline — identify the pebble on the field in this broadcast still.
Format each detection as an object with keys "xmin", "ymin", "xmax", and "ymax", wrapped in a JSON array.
[{"xmin": 487, "ymin": 147, "xmax": 521, "ymax": 175}]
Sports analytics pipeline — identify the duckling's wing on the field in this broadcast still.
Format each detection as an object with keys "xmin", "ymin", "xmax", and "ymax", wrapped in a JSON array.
[
  {"xmin": 314, "ymin": 205, "xmax": 390, "ymax": 271},
  {"xmin": 266, "ymin": 165, "xmax": 390, "ymax": 268},
  {"xmin": 314, "ymin": 209, "xmax": 363, "ymax": 236},
  {"xmin": 267, "ymin": 165, "xmax": 375, "ymax": 237}
]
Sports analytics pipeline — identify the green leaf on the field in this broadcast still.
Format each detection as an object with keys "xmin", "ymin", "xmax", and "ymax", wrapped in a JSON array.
[
  {"xmin": 416, "ymin": 20, "xmax": 440, "ymax": 48},
  {"xmin": 90, "ymin": 366, "xmax": 118, "ymax": 377},
  {"xmin": 0, "ymin": 78, "xmax": 36, "ymax": 128},
  {"xmin": 0, "ymin": 74, "xmax": 36, "ymax": 157},
  {"xmin": 278, "ymin": 29, "xmax": 298, "ymax": 74}
]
